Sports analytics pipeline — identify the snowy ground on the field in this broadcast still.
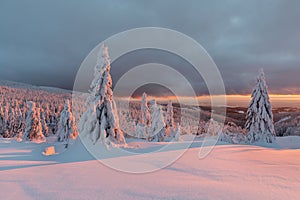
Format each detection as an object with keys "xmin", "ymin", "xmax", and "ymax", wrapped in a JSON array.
[{"xmin": 1, "ymin": 137, "xmax": 300, "ymax": 200}]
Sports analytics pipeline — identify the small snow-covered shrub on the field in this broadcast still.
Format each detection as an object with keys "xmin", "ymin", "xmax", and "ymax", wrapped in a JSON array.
[{"xmin": 219, "ymin": 122, "xmax": 247, "ymax": 144}]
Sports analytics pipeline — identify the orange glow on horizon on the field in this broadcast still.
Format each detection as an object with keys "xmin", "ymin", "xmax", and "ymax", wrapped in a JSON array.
[
  {"xmin": 116, "ymin": 94, "xmax": 300, "ymax": 107},
  {"xmin": 121, "ymin": 94, "xmax": 300, "ymax": 100}
]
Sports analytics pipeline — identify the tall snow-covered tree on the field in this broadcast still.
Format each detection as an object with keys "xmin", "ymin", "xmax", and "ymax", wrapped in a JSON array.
[
  {"xmin": 148, "ymin": 99, "xmax": 165, "ymax": 142},
  {"xmin": 78, "ymin": 45, "xmax": 125, "ymax": 145},
  {"xmin": 57, "ymin": 100, "xmax": 78, "ymax": 143},
  {"xmin": 245, "ymin": 69, "xmax": 276, "ymax": 143},
  {"xmin": 22, "ymin": 101, "xmax": 46, "ymax": 142}
]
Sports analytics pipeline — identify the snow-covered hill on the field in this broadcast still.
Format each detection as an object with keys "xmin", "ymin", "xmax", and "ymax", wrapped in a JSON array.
[
  {"xmin": 1, "ymin": 137, "xmax": 300, "ymax": 200},
  {"xmin": 0, "ymin": 80, "xmax": 71, "ymax": 94}
]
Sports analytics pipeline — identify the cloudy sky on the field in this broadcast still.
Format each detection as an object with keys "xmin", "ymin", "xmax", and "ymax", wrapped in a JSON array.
[{"xmin": 1, "ymin": 0, "xmax": 300, "ymax": 95}]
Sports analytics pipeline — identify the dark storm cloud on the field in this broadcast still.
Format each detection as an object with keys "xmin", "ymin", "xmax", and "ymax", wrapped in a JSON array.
[{"xmin": 0, "ymin": 0, "xmax": 300, "ymax": 94}]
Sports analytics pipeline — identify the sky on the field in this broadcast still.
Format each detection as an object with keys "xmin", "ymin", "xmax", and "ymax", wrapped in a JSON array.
[{"xmin": 0, "ymin": 0, "xmax": 300, "ymax": 96}]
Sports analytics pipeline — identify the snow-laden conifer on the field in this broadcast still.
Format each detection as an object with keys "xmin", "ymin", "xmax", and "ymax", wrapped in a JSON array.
[
  {"xmin": 141, "ymin": 92, "xmax": 151, "ymax": 125},
  {"xmin": 23, "ymin": 101, "xmax": 46, "ymax": 142},
  {"xmin": 165, "ymin": 101, "xmax": 175, "ymax": 129},
  {"xmin": 135, "ymin": 92, "xmax": 151, "ymax": 139},
  {"xmin": 57, "ymin": 100, "xmax": 78, "ymax": 143},
  {"xmin": 245, "ymin": 69, "xmax": 275, "ymax": 143},
  {"xmin": 78, "ymin": 45, "xmax": 125, "ymax": 145},
  {"xmin": 148, "ymin": 99, "xmax": 165, "ymax": 142}
]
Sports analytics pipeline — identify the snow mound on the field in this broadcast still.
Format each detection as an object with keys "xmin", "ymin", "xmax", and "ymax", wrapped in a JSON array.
[
  {"xmin": 42, "ymin": 146, "xmax": 56, "ymax": 156},
  {"xmin": 277, "ymin": 136, "xmax": 300, "ymax": 149}
]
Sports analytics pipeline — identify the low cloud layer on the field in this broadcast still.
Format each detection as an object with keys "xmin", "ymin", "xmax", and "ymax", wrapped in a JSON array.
[{"xmin": 0, "ymin": 0, "xmax": 299, "ymax": 95}]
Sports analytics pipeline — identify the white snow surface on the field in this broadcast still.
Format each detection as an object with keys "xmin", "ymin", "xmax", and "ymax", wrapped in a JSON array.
[{"xmin": 1, "ymin": 137, "xmax": 300, "ymax": 200}]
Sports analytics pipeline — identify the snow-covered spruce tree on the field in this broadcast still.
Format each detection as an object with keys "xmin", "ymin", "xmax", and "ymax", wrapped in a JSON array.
[
  {"xmin": 136, "ymin": 123, "xmax": 148, "ymax": 139},
  {"xmin": 135, "ymin": 92, "xmax": 151, "ymax": 139},
  {"xmin": 22, "ymin": 101, "xmax": 46, "ymax": 142},
  {"xmin": 245, "ymin": 69, "xmax": 276, "ymax": 143},
  {"xmin": 0, "ymin": 107, "xmax": 5, "ymax": 137},
  {"xmin": 206, "ymin": 118, "xmax": 221, "ymax": 136},
  {"xmin": 165, "ymin": 101, "xmax": 175, "ymax": 129},
  {"xmin": 50, "ymin": 111, "xmax": 58, "ymax": 135},
  {"xmin": 9, "ymin": 105, "xmax": 21, "ymax": 138},
  {"xmin": 5, "ymin": 106, "xmax": 13, "ymax": 137},
  {"xmin": 196, "ymin": 120, "xmax": 207, "ymax": 136},
  {"xmin": 164, "ymin": 100, "xmax": 176, "ymax": 138},
  {"xmin": 57, "ymin": 100, "xmax": 78, "ymax": 144},
  {"xmin": 130, "ymin": 120, "xmax": 137, "ymax": 137},
  {"xmin": 173, "ymin": 123, "xmax": 182, "ymax": 141},
  {"xmin": 40, "ymin": 111, "xmax": 49, "ymax": 137},
  {"xmin": 3, "ymin": 103, "xmax": 11, "ymax": 138},
  {"xmin": 14, "ymin": 106, "xmax": 25, "ymax": 140},
  {"xmin": 9, "ymin": 101, "xmax": 18, "ymax": 137},
  {"xmin": 78, "ymin": 45, "xmax": 125, "ymax": 145},
  {"xmin": 141, "ymin": 92, "xmax": 151, "ymax": 125},
  {"xmin": 148, "ymin": 99, "xmax": 165, "ymax": 142}
]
